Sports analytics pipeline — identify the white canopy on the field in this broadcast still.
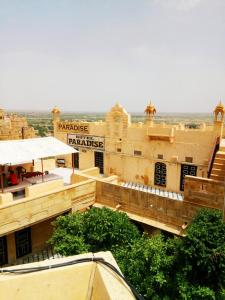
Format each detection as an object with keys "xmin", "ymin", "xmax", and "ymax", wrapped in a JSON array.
[{"xmin": 0, "ymin": 137, "xmax": 78, "ymax": 165}]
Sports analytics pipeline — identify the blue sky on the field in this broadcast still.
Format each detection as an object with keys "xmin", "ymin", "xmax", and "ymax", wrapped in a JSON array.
[{"xmin": 0, "ymin": 0, "xmax": 225, "ymax": 112}]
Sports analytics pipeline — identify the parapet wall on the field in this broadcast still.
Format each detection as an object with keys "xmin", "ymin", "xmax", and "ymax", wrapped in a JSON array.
[
  {"xmin": 0, "ymin": 169, "xmax": 224, "ymax": 238},
  {"xmin": 184, "ymin": 176, "xmax": 224, "ymax": 210},
  {"xmin": 96, "ymin": 175, "xmax": 225, "ymax": 235},
  {"xmin": 0, "ymin": 252, "xmax": 134, "ymax": 300},
  {"xmin": 0, "ymin": 179, "xmax": 96, "ymax": 237}
]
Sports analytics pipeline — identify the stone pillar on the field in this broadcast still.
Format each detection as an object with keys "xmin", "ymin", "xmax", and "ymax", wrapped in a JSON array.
[
  {"xmin": 51, "ymin": 106, "xmax": 61, "ymax": 137},
  {"xmin": 7, "ymin": 233, "xmax": 17, "ymax": 265}
]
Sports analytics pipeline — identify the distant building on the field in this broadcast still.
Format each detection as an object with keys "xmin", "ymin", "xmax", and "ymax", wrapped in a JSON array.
[{"xmin": 0, "ymin": 107, "xmax": 36, "ymax": 140}]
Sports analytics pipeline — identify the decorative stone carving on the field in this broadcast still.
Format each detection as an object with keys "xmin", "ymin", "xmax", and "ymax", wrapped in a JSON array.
[{"xmin": 106, "ymin": 103, "xmax": 131, "ymax": 138}]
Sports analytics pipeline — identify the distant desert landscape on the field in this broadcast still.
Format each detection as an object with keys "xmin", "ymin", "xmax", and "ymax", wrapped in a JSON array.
[{"xmin": 12, "ymin": 111, "xmax": 214, "ymax": 137}]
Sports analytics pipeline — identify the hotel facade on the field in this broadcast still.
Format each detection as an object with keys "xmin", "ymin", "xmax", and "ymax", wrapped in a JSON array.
[{"xmin": 52, "ymin": 102, "xmax": 225, "ymax": 193}]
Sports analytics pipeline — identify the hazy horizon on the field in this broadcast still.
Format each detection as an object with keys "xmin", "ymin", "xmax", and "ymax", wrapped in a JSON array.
[
  {"xmin": 10, "ymin": 110, "xmax": 213, "ymax": 115},
  {"xmin": 10, "ymin": 109, "xmax": 214, "ymax": 118},
  {"xmin": 1, "ymin": 0, "xmax": 225, "ymax": 112}
]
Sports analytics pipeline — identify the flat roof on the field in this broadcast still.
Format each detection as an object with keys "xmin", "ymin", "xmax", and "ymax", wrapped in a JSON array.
[
  {"xmin": 0, "ymin": 137, "xmax": 78, "ymax": 165},
  {"xmin": 0, "ymin": 252, "xmax": 135, "ymax": 300}
]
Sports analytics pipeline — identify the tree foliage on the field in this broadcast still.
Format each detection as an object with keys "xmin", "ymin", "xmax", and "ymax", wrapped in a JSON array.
[
  {"xmin": 49, "ymin": 207, "xmax": 140, "ymax": 255},
  {"xmin": 49, "ymin": 213, "xmax": 88, "ymax": 255},
  {"xmin": 49, "ymin": 207, "xmax": 225, "ymax": 299},
  {"xmin": 114, "ymin": 235, "xmax": 176, "ymax": 299},
  {"xmin": 174, "ymin": 209, "xmax": 225, "ymax": 299}
]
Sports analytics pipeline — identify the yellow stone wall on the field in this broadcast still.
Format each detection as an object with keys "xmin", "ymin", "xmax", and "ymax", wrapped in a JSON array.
[
  {"xmin": 52, "ymin": 103, "xmax": 221, "ymax": 192},
  {"xmin": 31, "ymin": 217, "xmax": 55, "ymax": 253},
  {"xmin": 0, "ymin": 179, "xmax": 96, "ymax": 237},
  {"xmin": 0, "ymin": 109, "xmax": 36, "ymax": 140},
  {"xmin": 0, "ymin": 167, "xmax": 224, "ymax": 265},
  {"xmin": 95, "ymin": 175, "xmax": 225, "ymax": 235},
  {"xmin": 7, "ymin": 233, "xmax": 16, "ymax": 265},
  {"xmin": 0, "ymin": 193, "xmax": 13, "ymax": 205},
  {"xmin": 0, "ymin": 252, "xmax": 135, "ymax": 300},
  {"xmin": 25, "ymin": 179, "xmax": 64, "ymax": 197},
  {"xmin": 0, "ymin": 178, "xmax": 96, "ymax": 265},
  {"xmin": 6, "ymin": 217, "xmax": 55, "ymax": 265},
  {"xmin": 33, "ymin": 158, "xmax": 56, "ymax": 172}
]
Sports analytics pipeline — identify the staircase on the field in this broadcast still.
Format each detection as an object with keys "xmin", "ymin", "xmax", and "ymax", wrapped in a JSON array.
[{"xmin": 210, "ymin": 150, "xmax": 225, "ymax": 182}]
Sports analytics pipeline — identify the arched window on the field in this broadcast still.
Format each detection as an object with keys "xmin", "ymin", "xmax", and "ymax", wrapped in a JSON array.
[
  {"xmin": 217, "ymin": 111, "xmax": 223, "ymax": 121},
  {"xmin": 154, "ymin": 162, "xmax": 166, "ymax": 187}
]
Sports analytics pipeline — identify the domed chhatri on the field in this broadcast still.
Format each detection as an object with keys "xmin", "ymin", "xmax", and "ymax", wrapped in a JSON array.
[
  {"xmin": 214, "ymin": 101, "xmax": 225, "ymax": 123},
  {"xmin": 145, "ymin": 102, "xmax": 156, "ymax": 116},
  {"xmin": 51, "ymin": 106, "xmax": 61, "ymax": 114},
  {"xmin": 114, "ymin": 102, "xmax": 122, "ymax": 109},
  {"xmin": 214, "ymin": 101, "xmax": 225, "ymax": 113},
  {"xmin": 145, "ymin": 101, "xmax": 156, "ymax": 125}
]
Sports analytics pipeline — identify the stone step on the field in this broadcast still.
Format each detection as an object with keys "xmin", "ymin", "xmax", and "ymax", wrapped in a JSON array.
[
  {"xmin": 210, "ymin": 174, "xmax": 225, "ymax": 181},
  {"xmin": 212, "ymin": 163, "xmax": 225, "ymax": 169},
  {"xmin": 211, "ymin": 168, "xmax": 225, "ymax": 176},
  {"xmin": 216, "ymin": 151, "xmax": 225, "ymax": 158},
  {"xmin": 214, "ymin": 157, "xmax": 225, "ymax": 164}
]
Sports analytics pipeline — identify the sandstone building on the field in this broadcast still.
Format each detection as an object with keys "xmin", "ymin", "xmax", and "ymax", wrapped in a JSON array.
[
  {"xmin": 0, "ymin": 107, "xmax": 36, "ymax": 140},
  {"xmin": 0, "ymin": 103, "xmax": 224, "ymax": 268},
  {"xmin": 52, "ymin": 102, "xmax": 225, "ymax": 193}
]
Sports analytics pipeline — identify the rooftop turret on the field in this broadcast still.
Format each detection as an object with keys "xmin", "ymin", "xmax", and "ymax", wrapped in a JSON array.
[{"xmin": 145, "ymin": 101, "xmax": 156, "ymax": 125}]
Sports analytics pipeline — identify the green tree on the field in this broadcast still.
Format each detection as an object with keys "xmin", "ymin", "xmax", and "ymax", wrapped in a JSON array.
[
  {"xmin": 34, "ymin": 124, "xmax": 47, "ymax": 137},
  {"xmin": 49, "ymin": 207, "xmax": 140, "ymax": 255},
  {"xmin": 114, "ymin": 235, "xmax": 176, "ymax": 300},
  {"xmin": 48, "ymin": 212, "xmax": 88, "ymax": 255},
  {"xmin": 49, "ymin": 208, "xmax": 225, "ymax": 299},
  {"xmin": 175, "ymin": 209, "xmax": 225, "ymax": 299},
  {"xmin": 83, "ymin": 206, "xmax": 140, "ymax": 251}
]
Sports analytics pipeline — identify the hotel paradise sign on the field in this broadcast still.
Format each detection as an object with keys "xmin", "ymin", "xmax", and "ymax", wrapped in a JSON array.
[
  {"xmin": 57, "ymin": 121, "xmax": 89, "ymax": 134},
  {"xmin": 68, "ymin": 134, "xmax": 105, "ymax": 151}
]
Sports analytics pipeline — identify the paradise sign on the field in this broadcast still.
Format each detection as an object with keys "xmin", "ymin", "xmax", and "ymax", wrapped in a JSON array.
[
  {"xmin": 68, "ymin": 134, "xmax": 105, "ymax": 151},
  {"xmin": 57, "ymin": 122, "xmax": 89, "ymax": 133}
]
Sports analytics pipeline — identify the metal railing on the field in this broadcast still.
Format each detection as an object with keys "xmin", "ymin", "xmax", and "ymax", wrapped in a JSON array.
[
  {"xmin": 207, "ymin": 136, "xmax": 220, "ymax": 178},
  {"xmin": 14, "ymin": 246, "xmax": 63, "ymax": 266}
]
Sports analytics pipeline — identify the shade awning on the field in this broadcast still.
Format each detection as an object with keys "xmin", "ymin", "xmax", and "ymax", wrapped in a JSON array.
[{"xmin": 0, "ymin": 137, "xmax": 78, "ymax": 165}]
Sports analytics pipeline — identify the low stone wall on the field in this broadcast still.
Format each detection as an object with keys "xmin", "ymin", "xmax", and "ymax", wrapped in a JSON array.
[
  {"xmin": 0, "ymin": 193, "xmax": 13, "ymax": 205},
  {"xmin": 0, "ymin": 252, "xmax": 134, "ymax": 300},
  {"xmin": 71, "ymin": 170, "xmax": 118, "ymax": 185},
  {"xmin": 1, "ymin": 172, "xmax": 224, "ymax": 238},
  {"xmin": 25, "ymin": 179, "xmax": 64, "ymax": 198},
  {"xmin": 96, "ymin": 177, "xmax": 225, "ymax": 231},
  {"xmin": 184, "ymin": 175, "xmax": 224, "ymax": 210},
  {"xmin": 81, "ymin": 167, "xmax": 100, "ymax": 177},
  {"xmin": 0, "ymin": 179, "xmax": 96, "ymax": 237}
]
